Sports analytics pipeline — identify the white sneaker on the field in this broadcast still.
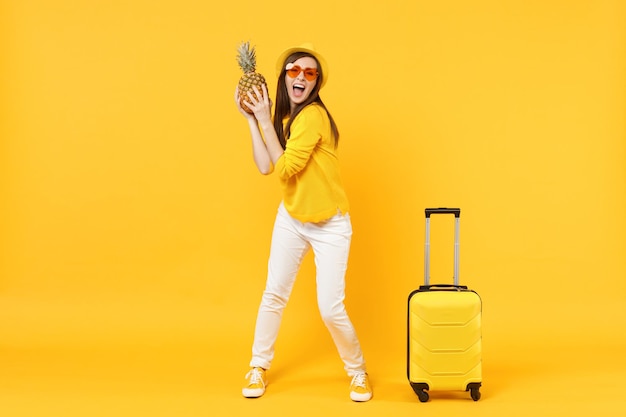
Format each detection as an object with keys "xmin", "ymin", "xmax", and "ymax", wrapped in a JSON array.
[
  {"xmin": 242, "ymin": 367, "xmax": 267, "ymax": 398},
  {"xmin": 350, "ymin": 372, "xmax": 373, "ymax": 402}
]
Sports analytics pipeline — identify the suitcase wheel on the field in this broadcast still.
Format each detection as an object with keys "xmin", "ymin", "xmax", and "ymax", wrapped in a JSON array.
[
  {"xmin": 410, "ymin": 383, "xmax": 429, "ymax": 402},
  {"xmin": 470, "ymin": 387, "xmax": 481, "ymax": 401},
  {"xmin": 467, "ymin": 383, "xmax": 482, "ymax": 401},
  {"xmin": 417, "ymin": 390, "xmax": 429, "ymax": 402}
]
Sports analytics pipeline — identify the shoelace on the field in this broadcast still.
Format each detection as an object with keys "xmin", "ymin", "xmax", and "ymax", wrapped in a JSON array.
[
  {"xmin": 351, "ymin": 373, "xmax": 367, "ymax": 388},
  {"xmin": 247, "ymin": 368, "xmax": 264, "ymax": 385}
]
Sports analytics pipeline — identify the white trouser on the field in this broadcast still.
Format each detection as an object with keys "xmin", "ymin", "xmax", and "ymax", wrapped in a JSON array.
[{"xmin": 249, "ymin": 202, "xmax": 366, "ymax": 377}]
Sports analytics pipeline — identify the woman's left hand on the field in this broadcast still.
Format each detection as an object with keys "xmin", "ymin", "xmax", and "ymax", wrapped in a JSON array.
[{"xmin": 246, "ymin": 84, "xmax": 272, "ymax": 125}]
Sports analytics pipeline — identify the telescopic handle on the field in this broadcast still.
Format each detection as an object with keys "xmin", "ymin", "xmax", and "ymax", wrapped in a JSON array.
[
  {"xmin": 424, "ymin": 208, "xmax": 461, "ymax": 286},
  {"xmin": 425, "ymin": 208, "xmax": 461, "ymax": 218}
]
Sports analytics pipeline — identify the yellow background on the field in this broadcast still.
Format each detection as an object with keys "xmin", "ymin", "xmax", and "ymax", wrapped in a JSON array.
[{"xmin": 1, "ymin": 1, "xmax": 625, "ymax": 416}]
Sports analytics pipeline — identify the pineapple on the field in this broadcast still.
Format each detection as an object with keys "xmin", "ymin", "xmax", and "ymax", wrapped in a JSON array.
[{"xmin": 236, "ymin": 41, "xmax": 266, "ymax": 114}]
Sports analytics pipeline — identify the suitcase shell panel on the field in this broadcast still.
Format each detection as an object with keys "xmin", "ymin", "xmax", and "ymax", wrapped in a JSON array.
[{"xmin": 408, "ymin": 288, "xmax": 482, "ymax": 391}]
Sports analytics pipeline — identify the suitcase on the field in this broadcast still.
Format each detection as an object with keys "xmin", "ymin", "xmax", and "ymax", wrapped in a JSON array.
[{"xmin": 407, "ymin": 208, "xmax": 482, "ymax": 402}]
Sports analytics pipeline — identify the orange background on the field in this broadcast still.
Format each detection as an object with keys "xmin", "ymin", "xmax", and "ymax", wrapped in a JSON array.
[{"xmin": 1, "ymin": 1, "xmax": 625, "ymax": 416}]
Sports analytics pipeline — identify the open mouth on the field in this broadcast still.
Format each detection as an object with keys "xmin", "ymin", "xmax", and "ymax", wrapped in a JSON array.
[{"xmin": 293, "ymin": 84, "xmax": 305, "ymax": 98}]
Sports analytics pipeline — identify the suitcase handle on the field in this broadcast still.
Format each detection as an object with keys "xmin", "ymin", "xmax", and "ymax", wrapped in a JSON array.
[
  {"xmin": 425, "ymin": 208, "xmax": 460, "ymax": 218},
  {"xmin": 419, "ymin": 284, "xmax": 468, "ymax": 291},
  {"xmin": 424, "ymin": 207, "xmax": 461, "ymax": 286}
]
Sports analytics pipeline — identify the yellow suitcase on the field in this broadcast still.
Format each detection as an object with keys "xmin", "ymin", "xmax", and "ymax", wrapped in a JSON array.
[{"xmin": 407, "ymin": 208, "xmax": 482, "ymax": 402}]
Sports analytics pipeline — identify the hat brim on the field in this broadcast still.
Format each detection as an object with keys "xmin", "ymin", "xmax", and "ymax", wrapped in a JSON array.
[{"xmin": 275, "ymin": 43, "xmax": 328, "ymax": 89}]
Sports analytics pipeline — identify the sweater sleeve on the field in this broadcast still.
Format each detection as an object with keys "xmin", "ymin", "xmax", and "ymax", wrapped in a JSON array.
[{"xmin": 274, "ymin": 106, "xmax": 324, "ymax": 180}]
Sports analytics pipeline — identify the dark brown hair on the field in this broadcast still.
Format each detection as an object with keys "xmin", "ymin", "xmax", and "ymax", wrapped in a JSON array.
[{"xmin": 273, "ymin": 52, "xmax": 340, "ymax": 150}]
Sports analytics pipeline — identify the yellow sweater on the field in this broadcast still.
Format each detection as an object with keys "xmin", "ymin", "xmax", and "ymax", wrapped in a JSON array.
[{"xmin": 273, "ymin": 104, "xmax": 350, "ymax": 223}]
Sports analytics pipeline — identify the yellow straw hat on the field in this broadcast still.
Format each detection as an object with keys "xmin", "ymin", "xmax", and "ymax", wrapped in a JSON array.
[{"xmin": 275, "ymin": 42, "xmax": 329, "ymax": 88}]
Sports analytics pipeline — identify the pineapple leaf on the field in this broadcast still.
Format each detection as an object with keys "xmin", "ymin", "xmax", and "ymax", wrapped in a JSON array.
[{"xmin": 236, "ymin": 41, "xmax": 257, "ymax": 73}]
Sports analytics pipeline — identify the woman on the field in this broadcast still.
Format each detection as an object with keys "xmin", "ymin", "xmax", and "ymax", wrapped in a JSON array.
[{"xmin": 234, "ymin": 43, "xmax": 372, "ymax": 402}]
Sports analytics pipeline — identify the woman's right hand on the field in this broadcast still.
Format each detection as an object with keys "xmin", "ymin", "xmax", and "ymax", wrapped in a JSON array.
[{"xmin": 234, "ymin": 88, "xmax": 256, "ymax": 120}]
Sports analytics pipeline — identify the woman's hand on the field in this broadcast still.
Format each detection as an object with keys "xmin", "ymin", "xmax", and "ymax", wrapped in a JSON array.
[
  {"xmin": 244, "ymin": 84, "xmax": 272, "ymax": 126},
  {"xmin": 234, "ymin": 88, "xmax": 256, "ymax": 120}
]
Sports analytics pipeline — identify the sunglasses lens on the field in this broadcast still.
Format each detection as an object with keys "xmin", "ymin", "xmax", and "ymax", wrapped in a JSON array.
[
  {"xmin": 286, "ymin": 67, "xmax": 300, "ymax": 78},
  {"xmin": 304, "ymin": 69, "xmax": 318, "ymax": 81}
]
